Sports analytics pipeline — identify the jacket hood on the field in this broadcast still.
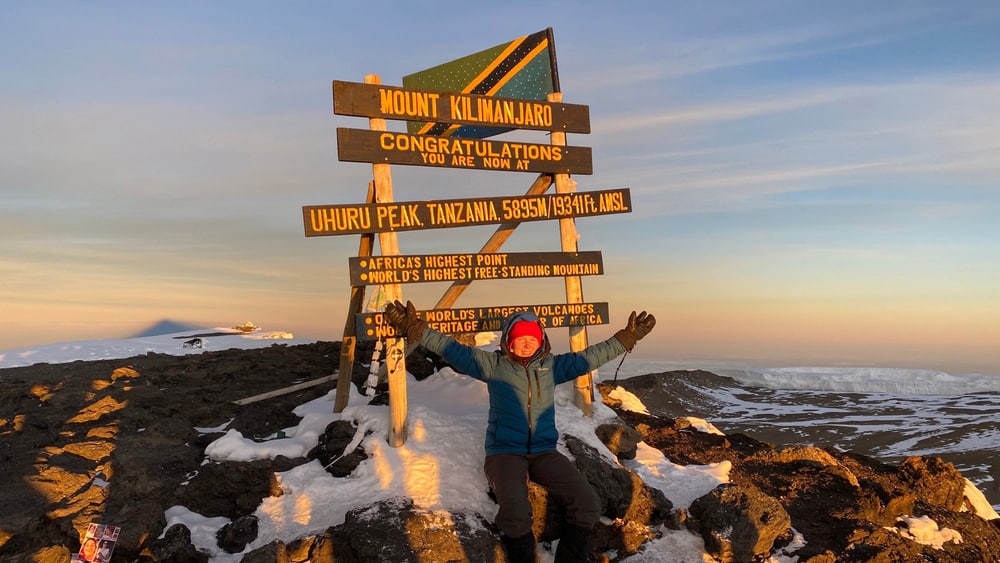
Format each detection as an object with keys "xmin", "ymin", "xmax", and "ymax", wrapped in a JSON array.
[{"xmin": 499, "ymin": 310, "xmax": 550, "ymax": 359}]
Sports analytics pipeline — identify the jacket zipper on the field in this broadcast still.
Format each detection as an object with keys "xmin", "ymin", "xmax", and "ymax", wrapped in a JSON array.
[{"xmin": 524, "ymin": 364, "xmax": 533, "ymax": 454}]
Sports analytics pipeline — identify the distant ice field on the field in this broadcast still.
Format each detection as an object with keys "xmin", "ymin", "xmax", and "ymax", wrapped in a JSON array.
[{"xmin": 596, "ymin": 360, "xmax": 1000, "ymax": 511}]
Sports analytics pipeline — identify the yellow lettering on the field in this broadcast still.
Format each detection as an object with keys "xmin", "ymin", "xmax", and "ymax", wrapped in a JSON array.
[
  {"xmin": 475, "ymin": 254, "xmax": 508, "ymax": 266},
  {"xmin": 309, "ymin": 207, "xmax": 373, "ymax": 233},
  {"xmin": 378, "ymin": 88, "xmax": 439, "ymax": 119},
  {"xmin": 483, "ymin": 157, "xmax": 512, "ymax": 169}
]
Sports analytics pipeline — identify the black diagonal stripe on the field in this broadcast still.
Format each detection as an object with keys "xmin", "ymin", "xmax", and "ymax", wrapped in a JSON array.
[
  {"xmin": 469, "ymin": 29, "xmax": 548, "ymax": 95},
  {"xmin": 425, "ymin": 30, "xmax": 550, "ymax": 136}
]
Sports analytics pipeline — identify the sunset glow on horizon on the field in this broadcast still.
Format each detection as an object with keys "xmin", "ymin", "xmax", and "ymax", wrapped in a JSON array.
[{"xmin": 2, "ymin": 2, "xmax": 998, "ymax": 374}]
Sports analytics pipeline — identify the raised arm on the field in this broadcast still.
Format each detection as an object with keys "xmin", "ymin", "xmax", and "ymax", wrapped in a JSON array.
[
  {"xmin": 551, "ymin": 310, "xmax": 657, "ymax": 384},
  {"xmin": 383, "ymin": 300, "xmax": 494, "ymax": 380}
]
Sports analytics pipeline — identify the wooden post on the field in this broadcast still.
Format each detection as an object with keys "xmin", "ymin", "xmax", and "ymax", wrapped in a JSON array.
[
  {"xmin": 549, "ymin": 92, "xmax": 594, "ymax": 416},
  {"xmin": 366, "ymin": 74, "xmax": 408, "ymax": 446},
  {"xmin": 333, "ymin": 181, "xmax": 376, "ymax": 413},
  {"xmin": 433, "ymin": 173, "xmax": 553, "ymax": 309}
]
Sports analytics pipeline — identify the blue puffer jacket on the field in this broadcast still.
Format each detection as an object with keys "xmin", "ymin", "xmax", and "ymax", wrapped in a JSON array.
[{"xmin": 416, "ymin": 310, "xmax": 627, "ymax": 456}]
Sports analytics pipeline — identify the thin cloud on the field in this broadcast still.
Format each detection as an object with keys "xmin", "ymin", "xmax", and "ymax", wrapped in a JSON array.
[
  {"xmin": 594, "ymin": 86, "xmax": 876, "ymax": 133},
  {"xmin": 569, "ymin": 3, "xmax": 997, "ymax": 92},
  {"xmin": 585, "ymin": 73, "xmax": 1000, "ymax": 219},
  {"xmin": 596, "ymin": 75, "xmax": 1000, "ymax": 134}
]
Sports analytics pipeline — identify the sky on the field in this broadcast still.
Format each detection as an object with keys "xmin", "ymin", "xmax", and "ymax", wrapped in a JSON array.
[
  {"xmin": 9, "ymin": 331, "xmax": 994, "ymax": 561},
  {"xmin": 2, "ymin": 1, "xmax": 999, "ymax": 374}
]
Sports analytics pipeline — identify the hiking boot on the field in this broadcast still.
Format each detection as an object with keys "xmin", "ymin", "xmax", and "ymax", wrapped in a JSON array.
[{"xmin": 501, "ymin": 532, "xmax": 537, "ymax": 563}]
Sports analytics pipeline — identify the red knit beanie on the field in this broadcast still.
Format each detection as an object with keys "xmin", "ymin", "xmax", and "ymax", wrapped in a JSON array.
[{"xmin": 507, "ymin": 320, "xmax": 543, "ymax": 346}]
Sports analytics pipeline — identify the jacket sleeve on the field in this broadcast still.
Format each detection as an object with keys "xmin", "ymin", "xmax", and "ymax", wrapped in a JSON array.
[
  {"xmin": 417, "ymin": 328, "xmax": 496, "ymax": 381},
  {"xmin": 550, "ymin": 336, "xmax": 627, "ymax": 385}
]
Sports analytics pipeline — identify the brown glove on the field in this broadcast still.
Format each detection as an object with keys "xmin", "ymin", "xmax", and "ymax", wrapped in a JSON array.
[
  {"xmin": 614, "ymin": 311, "xmax": 656, "ymax": 352},
  {"xmin": 384, "ymin": 300, "xmax": 426, "ymax": 341}
]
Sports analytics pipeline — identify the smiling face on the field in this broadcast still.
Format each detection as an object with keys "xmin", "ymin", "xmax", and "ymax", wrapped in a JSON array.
[
  {"xmin": 81, "ymin": 539, "xmax": 97, "ymax": 560},
  {"xmin": 505, "ymin": 318, "xmax": 544, "ymax": 359},
  {"xmin": 509, "ymin": 334, "xmax": 541, "ymax": 358}
]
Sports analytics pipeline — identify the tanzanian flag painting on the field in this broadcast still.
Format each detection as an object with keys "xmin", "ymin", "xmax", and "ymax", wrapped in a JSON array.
[{"xmin": 402, "ymin": 28, "xmax": 560, "ymax": 140}]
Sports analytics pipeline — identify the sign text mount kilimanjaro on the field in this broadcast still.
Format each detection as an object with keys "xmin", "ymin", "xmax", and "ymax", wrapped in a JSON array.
[{"xmin": 333, "ymin": 81, "xmax": 590, "ymax": 134}]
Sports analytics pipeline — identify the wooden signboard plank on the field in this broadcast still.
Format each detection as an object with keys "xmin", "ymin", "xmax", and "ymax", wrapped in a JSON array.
[
  {"xmin": 333, "ymin": 81, "xmax": 591, "ymax": 134},
  {"xmin": 336, "ymin": 128, "xmax": 593, "ymax": 175},
  {"xmin": 303, "ymin": 188, "xmax": 631, "ymax": 237},
  {"xmin": 356, "ymin": 302, "xmax": 610, "ymax": 341},
  {"xmin": 348, "ymin": 251, "xmax": 603, "ymax": 286}
]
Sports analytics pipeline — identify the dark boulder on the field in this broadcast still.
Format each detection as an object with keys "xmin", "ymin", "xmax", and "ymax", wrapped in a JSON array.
[
  {"xmin": 307, "ymin": 420, "xmax": 369, "ymax": 477},
  {"xmin": 138, "ymin": 523, "xmax": 209, "ymax": 563},
  {"xmin": 595, "ymin": 422, "xmax": 643, "ymax": 460},
  {"xmin": 327, "ymin": 498, "xmax": 502, "ymax": 562},
  {"xmin": 688, "ymin": 483, "xmax": 791, "ymax": 563},
  {"xmin": 174, "ymin": 460, "xmax": 284, "ymax": 520},
  {"xmin": 216, "ymin": 514, "xmax": 259, "ymax": 554},
  {"xmin": 897, "ymin": 455, "xmax": 968, "ymax": 511},
  {"xmin": 562, "ymin": 434, "xmax": 675, "ymax": 556}
]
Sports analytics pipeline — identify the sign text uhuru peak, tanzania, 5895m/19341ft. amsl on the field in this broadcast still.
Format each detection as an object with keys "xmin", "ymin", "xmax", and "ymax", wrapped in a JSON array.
[{"xmin": 303, "ymin": 188, "xmax": 630, "ymax": 236}]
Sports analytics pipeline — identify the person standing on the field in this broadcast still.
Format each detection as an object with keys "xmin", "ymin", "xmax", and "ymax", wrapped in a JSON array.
[
  {"xmin": 96, "ymin": 539, "xmax": 113, "ymax": 562},
  {"xmin": 384, "ymin": 301, "xmax": 656, "ymax": 562}
]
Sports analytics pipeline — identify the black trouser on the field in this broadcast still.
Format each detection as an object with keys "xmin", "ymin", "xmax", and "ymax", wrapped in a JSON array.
[{"xmin": 484, "ymin": 450, "xmax": 601, "ymax": 538}]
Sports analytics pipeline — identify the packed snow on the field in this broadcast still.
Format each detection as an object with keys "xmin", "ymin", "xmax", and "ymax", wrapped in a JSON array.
[
  {"xmin": 0, "ymin": 327, "xmax": 305, "ymax": 369},
  {"xmin": 886, "ymin": 515, "xmax": 963, "ymax": 550},
  {"xmin": 3, "ymin": 329, "xmax": 997, "ymax": 562}
]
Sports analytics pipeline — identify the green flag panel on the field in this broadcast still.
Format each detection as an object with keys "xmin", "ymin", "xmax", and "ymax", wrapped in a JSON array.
[{"xmin": 402, "ymin": 28, "xmax": 559, "ymax": 139}]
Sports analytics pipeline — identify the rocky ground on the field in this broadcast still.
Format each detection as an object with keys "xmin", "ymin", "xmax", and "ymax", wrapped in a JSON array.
[
  {"xmin": 1, "ymin": 342, "xmax": 997, "ymax": 562},
  {"xmin": 0, "ymin": 340, "xmax": 346, "ymax": 562}
]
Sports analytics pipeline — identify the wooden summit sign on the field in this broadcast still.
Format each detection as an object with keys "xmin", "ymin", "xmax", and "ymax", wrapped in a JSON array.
[
  {"xmin": 336, "ymin": 128, "xmax": 593, "ymax": 174},
  {"xmin": 349, "ymin": 251, "xmax": 603, "ymax": 285},
  {"xmin": 357, "ymin": 302, "xmax": 611, "ymax": 340},
  {"xmin": 313, "ymin": 28, "xmax": 628, "ymax": 440},
  {"xmin": 303, "ymin": 188, "xmax": 630, "ymax": 236}
]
